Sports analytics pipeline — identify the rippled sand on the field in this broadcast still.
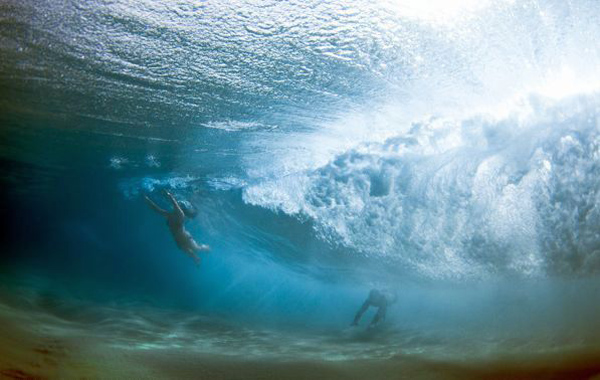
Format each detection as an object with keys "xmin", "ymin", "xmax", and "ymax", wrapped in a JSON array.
[{"xmin": 1, "ymin": 284, "xmax": 600, "ymax": 380}]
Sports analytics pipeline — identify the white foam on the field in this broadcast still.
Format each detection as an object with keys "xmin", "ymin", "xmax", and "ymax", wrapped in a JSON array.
[{"xmin": 243, "ymin": 92, "xmax": 600, "ymax": 279}]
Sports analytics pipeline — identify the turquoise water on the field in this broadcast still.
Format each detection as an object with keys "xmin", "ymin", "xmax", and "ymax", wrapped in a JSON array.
[{"xmin": 2, "ymin": 0, "xmax": 600, "ymax": 373}]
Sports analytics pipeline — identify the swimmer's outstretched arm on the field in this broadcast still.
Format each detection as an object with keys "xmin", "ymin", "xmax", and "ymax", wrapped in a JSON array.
[
  {"xmin": 144, "ymin": 195, "xmax": 168, "ymax": 217},
  {"xmin": 351, "ymin": 300, "xmax": 370, "ymax": 326},
  {"xmin": 370, "ymin": 304, "xmax": 387, "ymax": 327},
  {"xmin": 163, "ymin": 191, "xmax": 184, "ymax": 220}
]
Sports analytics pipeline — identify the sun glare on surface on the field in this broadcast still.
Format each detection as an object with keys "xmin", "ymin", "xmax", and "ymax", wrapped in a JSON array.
[{"xmin": 382, "ymin": 0, "xmax": 503, "ymax": 24}]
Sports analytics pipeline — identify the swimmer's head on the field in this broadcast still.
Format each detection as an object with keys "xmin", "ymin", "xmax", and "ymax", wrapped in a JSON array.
[
  {"xmin": 369, "ymin": 289, "xmax": 381, "ymax": 299},
  {"xmin": 179, "ymin": 200, "xmax": 198, "ymax": 218}
]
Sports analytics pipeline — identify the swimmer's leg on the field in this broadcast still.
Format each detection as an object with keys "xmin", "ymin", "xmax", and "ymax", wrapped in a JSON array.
[
  {"xmin": 192, "ymin": 253, "xmax": 201, "ymax": 267},
  {"xmin": 191, "ymin": 240, "xmax": 210, "ymax": 252},
  {"xmin": 185, "ymin": 247, "xmax": 201, "ymax": 267}
]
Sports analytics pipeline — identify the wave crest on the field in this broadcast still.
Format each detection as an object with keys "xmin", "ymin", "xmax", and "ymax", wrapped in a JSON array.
[{"xmin": 244, "ymin": 93, "xmax": 600, "ymax": 279}]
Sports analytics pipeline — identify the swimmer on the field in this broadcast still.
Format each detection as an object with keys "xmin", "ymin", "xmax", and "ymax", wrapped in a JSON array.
[
  {"xmin": 351, "ymin": 289, "xmax": 396, "ymax": 327},
  {"xmin": 144, "ymin": 190, "xmax": 209, "ymax": 266}
]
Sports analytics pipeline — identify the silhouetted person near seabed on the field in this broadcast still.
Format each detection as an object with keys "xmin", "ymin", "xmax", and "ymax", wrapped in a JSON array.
[
  {"xmin": 351, "ymin": 289, "xmax": 397, "ymax": 328},
  {"xmin": 144, "ymin": 190, "xmax": 209, "ymax": 267}
]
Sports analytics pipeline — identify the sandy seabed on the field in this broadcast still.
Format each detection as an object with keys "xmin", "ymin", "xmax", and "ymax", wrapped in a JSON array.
[{"xmin": 1, "ymin": 284, "xmax": 600, "ymax": 380}]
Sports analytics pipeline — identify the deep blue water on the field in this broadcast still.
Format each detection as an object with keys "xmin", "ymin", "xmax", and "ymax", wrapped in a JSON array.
[{"xmin": 2, "ymin": 0, "xmax": 600, "ymax": 365}]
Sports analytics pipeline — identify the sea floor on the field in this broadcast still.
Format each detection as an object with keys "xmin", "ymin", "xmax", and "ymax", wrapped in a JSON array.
[{"xmin": 1, "ymin": 283, "xmax": 600, "ymax": 380}]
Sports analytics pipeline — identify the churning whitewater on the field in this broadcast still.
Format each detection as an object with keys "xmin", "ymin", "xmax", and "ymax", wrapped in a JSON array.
[{"xmin": 243, "ymin": 93, "xmax": 600, "ymax": 280}]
